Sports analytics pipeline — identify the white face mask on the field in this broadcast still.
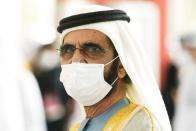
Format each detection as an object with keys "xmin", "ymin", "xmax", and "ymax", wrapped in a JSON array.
[{"xmin": 60, "ymin": 56, "xmax": 119, "ymax": 106}]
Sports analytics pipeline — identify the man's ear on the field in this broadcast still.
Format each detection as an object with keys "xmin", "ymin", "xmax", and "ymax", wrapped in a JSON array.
[{"xmin": 117, "ymin": 62, "xmax": 126, "ymax": 79}]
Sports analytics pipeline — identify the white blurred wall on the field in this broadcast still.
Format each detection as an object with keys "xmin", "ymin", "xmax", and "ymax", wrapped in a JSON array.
[
  {"xmin": 166, "ymin": 0, "xmax": 196, "ymax": 65},
  {"xmin": 167, "ymin": 0, "xmax": 196, "ymax": 35}
]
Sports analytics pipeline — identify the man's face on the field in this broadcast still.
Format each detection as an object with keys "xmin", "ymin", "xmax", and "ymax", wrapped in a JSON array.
[{"xmin": 60, "ymin": 29, "xmax": 115, "ymax": 78}]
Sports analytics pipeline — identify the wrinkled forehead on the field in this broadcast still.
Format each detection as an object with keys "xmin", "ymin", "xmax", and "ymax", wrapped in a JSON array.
[
  {"xmin": 60, "ymin": 22, "xmax": 120, "ymax": 47},
  {"xmin": 63, "ymin": 29, "xmax": 109, "ymax": 43},
  {"xmin": 64, "ymin": 29, "xmax": 107, "ymax": 38},
  {"xmin": 62, "ymin": 29, "xmax": 116, "ymax": 52}
]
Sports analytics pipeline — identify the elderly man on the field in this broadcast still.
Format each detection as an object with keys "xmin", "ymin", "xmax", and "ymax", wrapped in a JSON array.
[{"xmin": 57, "ymin": 5, "xmax": 171, "ymax": 131}]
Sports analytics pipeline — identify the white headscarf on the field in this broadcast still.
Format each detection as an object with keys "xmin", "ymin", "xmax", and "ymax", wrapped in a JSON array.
[{"xmin": 60, "ymin": 5, "xmax": 171, "ymax": 131}]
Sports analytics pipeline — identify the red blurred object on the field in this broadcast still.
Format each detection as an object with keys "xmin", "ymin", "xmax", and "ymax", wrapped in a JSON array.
[{"xmin": 152, "ymin": 0, "xmax": 169, "ymax": 90}]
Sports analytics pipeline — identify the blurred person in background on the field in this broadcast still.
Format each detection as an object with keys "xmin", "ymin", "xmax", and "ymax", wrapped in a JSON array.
[
  {"xmin": 57, "ymin": 5, "xmax": 171, "ymax": 131},
  {"xmin": 31, "ymin": 44, "xmax": 74, "ymax": 131},
  {"xmin": 0, "ymin": 0, "xmax": 47, "ymax": 130},
  {"xmin": 173, "ymin": 33, "xmax": 196, "ymax": 131},
  {"xmin": 162, "ymin": 62, "xmax": 179, "ymax": 123},
  {"xmin": 0, "ymin": 53, "xmax": 47, "ymax": 131},
  {"xmin": 0, "ymin": 37, "xmax": 47, "ymax": 131}
]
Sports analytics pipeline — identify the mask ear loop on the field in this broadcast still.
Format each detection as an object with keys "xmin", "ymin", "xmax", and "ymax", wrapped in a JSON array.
[
  {"xmin": 111, "ymin": 77, "xmax": 118, "ymax": 86},
  {"xmin": 104, "ymin": 56, "xmax": 119, "ymax": 67},
  {"xmin": 105, "ymin": 56, "xmax": 119, "ymax": 86}
]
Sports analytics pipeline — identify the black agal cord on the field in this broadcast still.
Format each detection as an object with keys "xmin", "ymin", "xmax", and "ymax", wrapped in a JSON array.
[{"xmin": 57, "ymin": 10, "xmax": 130, "ymax": 33}]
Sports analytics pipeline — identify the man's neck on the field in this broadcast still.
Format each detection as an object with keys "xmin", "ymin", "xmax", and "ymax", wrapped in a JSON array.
[{"xmin": 84, "ymin": 83, "xmax": 126, "ymax": 118}]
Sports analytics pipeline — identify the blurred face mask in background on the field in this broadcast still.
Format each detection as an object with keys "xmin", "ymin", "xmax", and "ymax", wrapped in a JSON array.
[{"xmin": 60, "ymin": 56, "xmax": 118, "ymax": 106}]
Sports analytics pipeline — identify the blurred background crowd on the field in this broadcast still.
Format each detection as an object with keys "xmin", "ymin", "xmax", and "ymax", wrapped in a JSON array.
[{"xmin": 0, "ymin": 0, "xmax": 196, "ymax": 131}]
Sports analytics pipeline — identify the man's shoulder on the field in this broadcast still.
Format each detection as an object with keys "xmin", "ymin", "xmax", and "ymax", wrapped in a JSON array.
[
  {"xmin": 103, "ymin": 103, "xmax": 142, "ymax": 130},
  {"xmin": 122, "ymin": 106, "xmax": 153, "ymax": 131},
  {"xmin": 104, "ymin": 103, "xmax": 161, "ymax": 131},
  {"xmin": 123, "ymin": 104, "xmax": 162, "ymax": 131},
  {"xmin": 69, "ymin": 103, "xmax": 162, "ymax": 131}
]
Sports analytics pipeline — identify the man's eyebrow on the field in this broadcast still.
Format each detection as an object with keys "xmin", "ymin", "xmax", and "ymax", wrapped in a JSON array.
[
  {"xmin": 61, "ymin": 41, "xmax": 104, "ymax": 49},
  {"xmin": 59, "ymin": 43, "xmax": 74, "ymax": 50},
  {"xmin": 82, "ymin": 41, "xmax": 100, "ymax": 46},
  {"xmin": 82, "ymin": 42, "xmax": 105, "ymax": 50}
]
